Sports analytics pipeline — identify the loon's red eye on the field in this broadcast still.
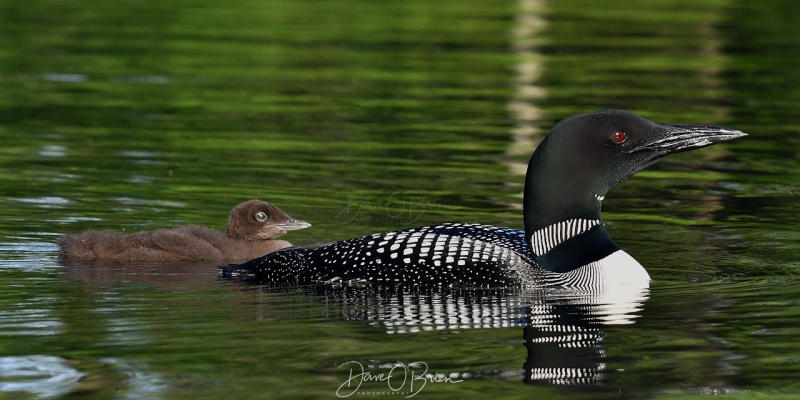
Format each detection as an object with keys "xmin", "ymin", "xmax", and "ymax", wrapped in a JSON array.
[{"xmin": 612, "ymin": 131, "xmax": 627, "ymax": 144}]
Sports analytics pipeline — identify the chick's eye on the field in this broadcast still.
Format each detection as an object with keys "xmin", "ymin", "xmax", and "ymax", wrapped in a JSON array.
[
  {"xmin": 255, "ymin": 211, "xmax": 267, "ymax": 222},
  {"xmin": 612, "ymin": 131, "xmax": 627, "ymax": 144}
]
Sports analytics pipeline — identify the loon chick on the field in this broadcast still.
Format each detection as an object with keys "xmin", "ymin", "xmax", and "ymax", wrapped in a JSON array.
[
  {"xmin": 223, "ymin": 110, "xmax": 746, "ymax": 287},
  {"xmin": 59, "ymin": 200, "xmax": 310, "ymax": 264}
]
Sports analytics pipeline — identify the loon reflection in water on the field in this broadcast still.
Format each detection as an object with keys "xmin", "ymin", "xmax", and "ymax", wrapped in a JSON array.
[{"xmin": 291, "ymin": 283, "xmax": 650, "ymax": 387}]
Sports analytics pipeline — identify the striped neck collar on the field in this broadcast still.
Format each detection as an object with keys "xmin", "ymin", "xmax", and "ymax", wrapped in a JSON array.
[
  {"xmin": 527, "ymin": 217, "xmax": 619, "ymax": 274},
  {"xmin": 529, "ymin": 218, "xmax": 601, "ymax": 257}
]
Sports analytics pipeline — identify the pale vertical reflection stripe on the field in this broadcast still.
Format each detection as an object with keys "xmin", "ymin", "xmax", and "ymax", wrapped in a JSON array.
[
  {"xmin": 530, "ymin": 219, "xmax": 601, "ymax": 256},
  {"xmin": 503, "ymin": 0, "xmax": 548, "ymax": 183}
]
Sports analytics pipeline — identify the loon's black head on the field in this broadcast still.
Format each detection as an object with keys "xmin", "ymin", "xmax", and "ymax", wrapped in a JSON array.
[{"xmin": 524, "ymin": 110, "xmax": 746, "ymax": 271}]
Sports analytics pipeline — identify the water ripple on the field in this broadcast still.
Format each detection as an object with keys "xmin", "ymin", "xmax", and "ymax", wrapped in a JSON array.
[{"xmin": 0, "ymin": 355, "xmax": 84, "ymax": 399}]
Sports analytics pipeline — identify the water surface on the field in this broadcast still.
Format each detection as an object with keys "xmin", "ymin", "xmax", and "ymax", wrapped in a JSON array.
[{"xmin": 1, "ymin": 0, "xmax": 799, "ymax": 398}]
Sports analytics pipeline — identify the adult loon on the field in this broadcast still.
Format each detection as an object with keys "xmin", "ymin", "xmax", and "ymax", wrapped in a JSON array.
[
  {"xmin": 223, "ymin": 110, "xmax": 746, "ymax": 287},
  {"xmin": 58, "ymin": 199, "xmax": 310, "ymax": 263}
]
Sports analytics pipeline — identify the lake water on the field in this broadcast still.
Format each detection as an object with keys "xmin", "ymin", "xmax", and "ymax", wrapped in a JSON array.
[{"xmin": 1, "ymin": 0, "xmax": 799, "ymax": 398}]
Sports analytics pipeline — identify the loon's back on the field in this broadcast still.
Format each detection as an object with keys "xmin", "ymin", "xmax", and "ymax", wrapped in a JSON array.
[
  {"xmin": 225, "ymin": 223, "xmax": 537, "ymax": 288},
  {"xmin": 222, "ymin": 222, "xmax": 650, "ymax": 288}
]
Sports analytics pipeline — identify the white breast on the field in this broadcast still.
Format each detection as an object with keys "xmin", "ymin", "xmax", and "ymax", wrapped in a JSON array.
[
  {"xmin": 540, "ymin": 250, "xmax": 651, "ymax": 325},
  {"xmin": 586, "ymin": 249, "xmax": 651, "ymax": 286},
  {"xmin": 542, "ymin": 250, "xmax": 651, "ymax": 287}
]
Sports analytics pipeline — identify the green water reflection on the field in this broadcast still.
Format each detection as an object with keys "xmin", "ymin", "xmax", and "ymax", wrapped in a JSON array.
[{"xmin": 1, "ymin": 0, "xmax": 799, "ymax": 398}]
